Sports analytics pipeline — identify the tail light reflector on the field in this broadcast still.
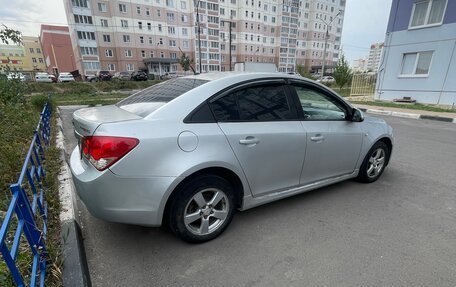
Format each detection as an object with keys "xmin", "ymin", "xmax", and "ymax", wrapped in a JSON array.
[{"xmin": 81, "ymin": 136, "xmax": 139, "ymax": 171}]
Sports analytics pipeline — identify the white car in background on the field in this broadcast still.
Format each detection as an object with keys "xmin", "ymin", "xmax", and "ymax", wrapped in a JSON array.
[
  {"xmin": 35, "ymin": 73, "xmax": 53, "ymax": 83},
  {"xmin": 6, "ymin": 72, "xmax": 26, "ymax": 82},
  {"xmin": 58, "ymin": 73, "xmax": 75, "ymax": 83},
  {"xmin": 317, "ymin": 76, "xmax": 336, "ymax": 84}
]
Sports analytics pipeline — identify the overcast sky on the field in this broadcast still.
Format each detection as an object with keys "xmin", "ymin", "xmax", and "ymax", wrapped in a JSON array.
[{"xmin": 0, "ymin": 0, "xmax": 392, "ymax": 66}]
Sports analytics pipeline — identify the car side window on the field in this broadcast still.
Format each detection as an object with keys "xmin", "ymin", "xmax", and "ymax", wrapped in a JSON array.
[
  {"xmin": 293, "ymin": 86, "xmax": 347, "ymax": 121},
  {"xmin": 210, "ymin": 84, "xmax": 297, "ymax": 122}
]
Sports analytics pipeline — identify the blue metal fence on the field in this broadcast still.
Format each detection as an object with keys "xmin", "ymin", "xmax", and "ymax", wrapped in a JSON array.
[{"xmin": 0, "ymin": 103, "xmax": 52, "ymax": 286}]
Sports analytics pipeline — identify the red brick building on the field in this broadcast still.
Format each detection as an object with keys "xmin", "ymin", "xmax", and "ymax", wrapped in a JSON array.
[{"xmin": 40, "ymin": 25, "xmax": 76, "ymax": 75}]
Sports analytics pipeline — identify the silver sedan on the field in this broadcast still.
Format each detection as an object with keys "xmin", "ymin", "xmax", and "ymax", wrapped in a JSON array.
[{"xmin": 70, "ymin": 72, "xmax": 393, "ymax": 242}]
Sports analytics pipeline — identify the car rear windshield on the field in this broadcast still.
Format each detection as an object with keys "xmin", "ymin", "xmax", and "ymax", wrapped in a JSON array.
[{"xmin": 117, "ymin": 78, "xmax": 208, "ymax": 117}]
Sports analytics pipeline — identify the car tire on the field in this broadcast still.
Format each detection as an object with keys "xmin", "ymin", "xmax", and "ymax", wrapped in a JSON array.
[
  {"xmin": 356, "ymin": 141, "xmax": 389, "ymax": 183},
  {"xmin": 168, "ymin": 175, "xmax": 235, "ymax": 243}
]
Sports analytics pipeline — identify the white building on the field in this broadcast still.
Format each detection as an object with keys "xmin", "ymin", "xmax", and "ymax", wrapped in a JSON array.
[
  {"xmin": 377, "ymin": 0, "xmax": 455, "ymax": 105},
  {"xmin": 367, "ymin": 42, "xmax": 383, "ymax": 72}
]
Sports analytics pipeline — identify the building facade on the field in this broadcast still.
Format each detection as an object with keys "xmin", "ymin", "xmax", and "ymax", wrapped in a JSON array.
[
  {"xmin": 64, "ymin": 0, "xmax": 345, "ymax": 77},
  {"xmin": 0, "ymin": 36, "xmax": 46, "ymax": 79},
  {"xmin": 377, "ymin": 0, "xmax": 455, "ymax": 105},
  {"xmin": 367, "ymin": 42, "xmax": 383, "ymax": 72},
  {"xmin": 40, "ymin": 25, "xmax": 77, "ymax": 75},
  {"xmin": 352, "ymin": 57, "xmax": 367, "ymax": 72}
]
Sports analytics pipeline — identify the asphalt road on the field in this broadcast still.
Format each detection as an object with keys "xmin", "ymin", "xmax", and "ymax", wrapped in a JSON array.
[{"xmin": 59, "ymin": 106, "xmax": 456, "ymax": 287}]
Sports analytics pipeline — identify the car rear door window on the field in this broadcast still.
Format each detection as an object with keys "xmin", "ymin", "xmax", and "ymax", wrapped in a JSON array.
[{"xmin": 210, "ymin": 84, "xmax": 297, "ymax": 122}]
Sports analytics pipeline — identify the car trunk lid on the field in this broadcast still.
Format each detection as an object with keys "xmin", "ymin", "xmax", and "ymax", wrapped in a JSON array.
[{"xmin": 73, "ymin": 105, "xmax": 142, "ymax": 137}]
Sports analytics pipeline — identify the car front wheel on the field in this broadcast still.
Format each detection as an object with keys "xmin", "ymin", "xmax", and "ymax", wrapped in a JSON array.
[
  {"xmin": 357, "ymin": 141, "xmax": 389, "ymax": 183},
  {"xmin": 168, "ymin": 175, "xmax": 235, "ymax": 243}
]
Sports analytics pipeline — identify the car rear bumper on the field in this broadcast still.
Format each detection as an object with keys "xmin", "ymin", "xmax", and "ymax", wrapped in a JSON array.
[{"xmin": 70, "ymin": 146, "xmax": 177, "ymax": 226}]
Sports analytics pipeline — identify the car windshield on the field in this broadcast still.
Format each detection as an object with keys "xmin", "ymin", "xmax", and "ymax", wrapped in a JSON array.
[{"xmin": 117, "ymin": 78, "xmax": 208, "ymax": 117}]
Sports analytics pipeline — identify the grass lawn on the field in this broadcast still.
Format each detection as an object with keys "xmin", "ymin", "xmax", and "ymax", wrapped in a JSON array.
[{"xmin": 0, "ymin": 101, "xmax": 62, "ymax": 286}]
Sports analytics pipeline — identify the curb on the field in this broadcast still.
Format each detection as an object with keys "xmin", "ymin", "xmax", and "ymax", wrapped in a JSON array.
[
  {"xmin": 56, "ymin": 109, "xmax": 92, "ymax": 287},
  {"xmin": 357, "ymin": 108, "xmax": 456, "ymax": 123}
]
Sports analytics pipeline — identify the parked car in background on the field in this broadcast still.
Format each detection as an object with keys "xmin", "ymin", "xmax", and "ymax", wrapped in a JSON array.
[
  {"xmin": 130, "ymin": 71, "xmax": 148, "ymax": 81},
  {"xmin": 6, "ymin": 72, "xmax": 26, "ymax": 82},
  {"xmin": 35, "ymin": 73, "xmax": 53, "ymax": 83},
  {"xmin": 70, "ymin": 72, "xmax": 394, "ymax": 243},
  {"xmin": 58, "ymin": 73, "xmax": 75, "ymax": 83},
  {"xmin": 113, "ymin": 71, "xmax": 130, "ymax": 81},
  {"xmin": 317, "ymin": 76, "xmax": 336, "ymax": 84},
  {"xmin": 96, "ymin": 70, "xmax": 112, "ymax": 81}
]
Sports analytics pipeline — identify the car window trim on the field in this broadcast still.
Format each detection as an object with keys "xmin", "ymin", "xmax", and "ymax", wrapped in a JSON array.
[
  {"xmin": 288, "ymin": 80, "xmax": 353, "ymax": 121},
  {"xmin": 208, "ymin": 79, "xmax": 301, "ymax": 123}
]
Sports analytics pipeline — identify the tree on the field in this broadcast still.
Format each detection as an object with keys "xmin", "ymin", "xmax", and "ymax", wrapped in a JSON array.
[
  {"xmin": 0, "ymin": 24, "xmax": 22, "ymax": 45},
  {"xmin": 296, "ymin": 64, "xmax": 314, "ymax": 79},
  {"xmin": 0, "ymin": 25, "xmax": 25, "ymax": 106},
  {"xmin": 178, "ymin": 52, "xmax": 194, "ymax": 74},
  {"xmin": 333, "ymin": 54, "xmax": 353, "ymax": 90}
]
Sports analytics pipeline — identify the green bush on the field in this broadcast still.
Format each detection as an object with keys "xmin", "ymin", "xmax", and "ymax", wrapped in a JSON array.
[
  {"xmin": 26, "ymin": 82, "xmax": 58, "ymax": 94},
  {"xmin": 30, "ymin": 94, "xmax": 55, "ymax": 111}
]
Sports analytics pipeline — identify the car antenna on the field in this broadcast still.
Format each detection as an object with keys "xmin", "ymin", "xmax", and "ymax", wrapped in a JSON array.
[{"xmin": 178, "ymin": 47, "xmax": 198, "ymax": 75}]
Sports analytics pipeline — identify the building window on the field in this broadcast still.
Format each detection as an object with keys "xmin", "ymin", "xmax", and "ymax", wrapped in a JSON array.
[
  {"xmin": 140, "ymin": 36, "xmax": 144, "ymax": 44},
  {"xmin": 149, "ymin": 37, "xmax": 153, "ymax": 44},
  {"xmin": 125, "ymin": 50, "xmax": 133, "ymax": 57},
  {"xmin": 158, "ymin": 24, "xmax": 162, "ymax": 32},
  {"xmin": 36, "ymin": 48, "xmax": 41, "ymax": 54},
  {"xmin": 107, "ymin": 64, "xmax": 116, "ymax": 71},
  {"xmin": 29, "ymin": 48, "xmax": 34, "ymax": 53},
  {"xmin": 181, "ymin": 1, "xmax": 186, "ymax": 9},
  {"xmin": 166, "ymin": 0, "xmax": 174, "ymax": 8},
  {"xmin": 119, "ymin": 4, "xmax": 127, "ymax": 13},
  {"xmin": 103, "ymin": 34, "xmax": 111, "ymax": 42},
  {"xmin": 157, "ymin": 9, "xmax": 161, "ymax": 16},
  {"xmin": 39, "ymin": 58, "xmax": 44, "ymax": 63},
  {"xmin": 123, "ymin": 35, "xmax": 131, "ymax": 42},
  {"xmin": 146, "ymin": 8, "xmax": 150, "ymax": 16},
  {"xmin": 74, "ymin": 14, "xmax": 93, "ymax": 24},
  {"xmin": 72, "ymin": 0, "xmax": 88, "ymax": 8},
  {"xmin": 100, "ymin": 19, "xmax": 108, "ymax": 27},
  {"xmin": 168, "ymin": 26, "xmax": 175, "ymax": 34},
  {"xmin": 410, "ymin": 0, "xmax": 447, "ymax": 28},
  {"xmin": 121, "ymin": 20, "xmax": 128, "ymax": 28},
  {"xmin": 137, "ymin": 6, "xmax": 141, "ymax": 14},
  {"xmin": 138, "ymin": 22, "xmax": 143, "ymax": 29},
  {"xmin": 83, "ymin": 61, "xmax": 100, "ymax": 70},
  {"xmin": 182, "ymin": 28, "xmax": 188, "ymax": 36},
  {"xmin": 147, "ymin": 23, "xmax": 152, "ymax": 30},
  {"xmin": 141, "ymin": 50, "xmax": 146, "ymax": 58},
  {"xmin": 169, "ymin": 39, "xmax": 176, "ymax": 47},
  {"xmin": 98, "ymin": 2, "xmax": 107, "ymax": 12},
  {"xmin": 77, "ymin": 31, "xmax": 96, "ymax": 40},
  {"xmin": 80, "ymin": 46, "xmax": 98, "ymax": 55},
  {"xmin": 167, "ymin": 12, "xmax": 175, "ymax": 22},
  {"xmin": 127, "ymin": 63, "xmax": 134, "ymax": 71},
  {"xmin": 183, "ymin": 40, "xmax": 189, "ymax": 48},
  {"xmin": 105, "ymin": 49, "xmax": 113, "ymax": 57},
  {"xmin": 32, "ymin": 57, "xmax": 37, "ymax": 63},
  {"xmin": 400, "ymin": 51, "xmax": 434, "ymax": 76}
]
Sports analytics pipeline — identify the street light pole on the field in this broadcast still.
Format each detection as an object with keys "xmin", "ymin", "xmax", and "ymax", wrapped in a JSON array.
[
  {"xmin": 194, "ymin": 0, "xmax": 202, "ymax": 73},
  {"xmin": 318, "ymin": 10, "xmax": 341, "ymax": 80}
]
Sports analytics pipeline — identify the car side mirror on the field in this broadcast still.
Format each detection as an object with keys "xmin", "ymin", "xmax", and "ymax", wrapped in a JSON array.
[{"xmin": 351, "ymin": 108, "xmax": 364, "ymax": 122}]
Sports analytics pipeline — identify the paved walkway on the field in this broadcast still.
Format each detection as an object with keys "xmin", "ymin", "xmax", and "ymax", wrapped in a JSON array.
[{"xmin": 354, "ymin": 104, "xmax": 456, "ymax": 120}]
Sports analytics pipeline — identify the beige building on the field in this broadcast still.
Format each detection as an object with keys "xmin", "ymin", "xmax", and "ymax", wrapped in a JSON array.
[
  {"xmin": 23, "ymin": 36, "xmax": 47, "ymax": 72},
  {"xmin": 64, "ymin": 0, "xmax": 345, "ymax": 77}
]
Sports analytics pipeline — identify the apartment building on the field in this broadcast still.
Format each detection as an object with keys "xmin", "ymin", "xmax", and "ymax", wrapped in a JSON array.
[
  {"xmin": 377, "ymin": 0, "xmax": 455, "ymax": 105},
  {"xmin": 23, "ymin": 36, "xmax": 47, "ymax": 72},
  {"xmin": 367, "ymin": 42, "xmax": 383, "ymax": 72},
  {"xmin": 64, "ymin": 0, "xmax": 345, "ymax": 76}
]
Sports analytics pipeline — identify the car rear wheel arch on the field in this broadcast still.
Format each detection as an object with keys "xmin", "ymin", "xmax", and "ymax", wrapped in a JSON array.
[{"xmin": 163, "ymin": 167, "xmax": 244, "ymax": 226}]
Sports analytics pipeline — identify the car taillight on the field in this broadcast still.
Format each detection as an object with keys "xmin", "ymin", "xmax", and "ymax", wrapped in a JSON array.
[{"xmin": 81, "ymin": 136, "xmax": 139, "ymax": 171}]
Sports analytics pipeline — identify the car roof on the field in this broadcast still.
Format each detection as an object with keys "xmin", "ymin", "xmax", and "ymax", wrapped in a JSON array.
[{"xmin": 182, "ymin": 72, "xmax": 308, "ymax": 82}]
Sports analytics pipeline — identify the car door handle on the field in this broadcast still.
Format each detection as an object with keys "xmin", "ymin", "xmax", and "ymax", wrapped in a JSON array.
[
  {"xmin": 310, "ymin": 135, "xmax": 325, "ymax": 142},
  {"xmin": 239, "ymin": 137, "xmax": 259, "ymax": 145}
]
